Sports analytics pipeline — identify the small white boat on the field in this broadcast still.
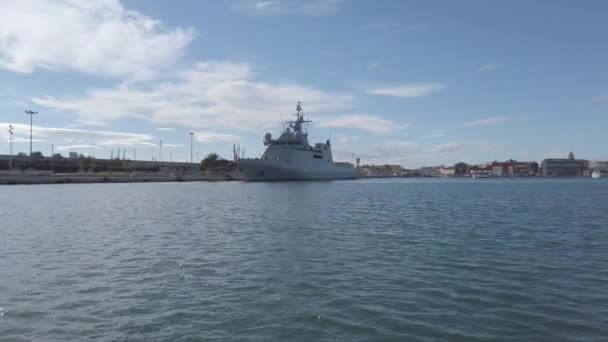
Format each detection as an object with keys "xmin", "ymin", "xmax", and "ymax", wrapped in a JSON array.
[{"xmin": 591, "ymin": 170, "xmax": 604, "ymax": 179}]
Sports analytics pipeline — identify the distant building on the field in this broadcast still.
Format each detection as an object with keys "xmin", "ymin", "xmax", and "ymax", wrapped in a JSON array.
[
  {"xmin": 69, "ymin": 152, "xmax": 78, "ymax": 159},
  {"xmin": 439, "ymin": 167, "xmax": 454, "ymax": 176},
  {"xmin": 420, "ymin": 167, "xmax": 441, "ymax": 177},
  {"xmin": 589, "ymin": 161, "xmax": 608, "ymax": 172},
  {"xmin": 513, "ymin": 161, "xmax": 538, "ymax": 176},
  {"xmin": 541, "ymin": 151, "xmax": 588, "ymax": 176},
  {"xmin": 359, "ymin": 164, "xmax": 405, "ymax": 177},
  {"xmin": 469, "ymin": 164, "xmax": 492, "ymax": 176},
  {"xmin": 492, "ymin": 160, "xmax": 538, "ymax": 177},
  {"xmin": 492, "ymin": 161, "xmax": 514, "ymax": 177}
]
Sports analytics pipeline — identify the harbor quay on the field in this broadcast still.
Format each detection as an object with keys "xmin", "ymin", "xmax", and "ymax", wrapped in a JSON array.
[{"xmin": 0, "ymin": 154, "xmax": 242, "ymax": 185}]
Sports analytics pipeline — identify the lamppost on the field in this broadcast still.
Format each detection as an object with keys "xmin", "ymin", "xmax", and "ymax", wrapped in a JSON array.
[
  {"xmin": 91, "ymin": 143, "xmax": 96, "ymax": 158},
  {"xmin": 132, "ymin": 148, "xmax": 137, "ymax": 174},
  {"xmin": 8, "ymin": 125, "xmax": 14, "ymax": 172},
  {"xmin": 25, "ymin": 110, "xmax": 38, "ymax": 156},
  {"xmin": 159, "ymin": 140, "xmax": 163, "ymax": 162},
  {"xmin": 189, "ymin": 132, "xmax": 194, "ymax": 167}
]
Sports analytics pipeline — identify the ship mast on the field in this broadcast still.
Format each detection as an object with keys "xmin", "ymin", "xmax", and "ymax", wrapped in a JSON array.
[
  {"xmin": 296, "ymin": 101, "xmax": 303, "ymax": 120},
  {"xmin": 289, "ymin": 101, "xmax": 310, "ymax": 133}
]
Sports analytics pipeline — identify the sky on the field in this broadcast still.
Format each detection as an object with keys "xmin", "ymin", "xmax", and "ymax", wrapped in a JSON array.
[{"xmin": 1, "ymin": 0, "xmax": 607, "ymax": 167}]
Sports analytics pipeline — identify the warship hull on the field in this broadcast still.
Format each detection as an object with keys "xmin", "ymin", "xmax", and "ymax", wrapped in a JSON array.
[{"xmin": 238, "ymin": 159, "xmax": 357, "ymax": 181}]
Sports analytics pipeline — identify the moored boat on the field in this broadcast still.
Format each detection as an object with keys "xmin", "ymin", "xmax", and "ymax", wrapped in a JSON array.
[
  {"xmin": 591, "ymin": 170, "xmax": 604, "ymax": 179},
  {"xmin": 238, "ymin": 102, "xmax": 358, "ymax": 181}
]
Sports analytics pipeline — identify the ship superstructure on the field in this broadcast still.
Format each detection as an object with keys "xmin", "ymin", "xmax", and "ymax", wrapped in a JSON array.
[{"xmin": 238, "ymin": 102, "xmax": 358, "ymax": 181}]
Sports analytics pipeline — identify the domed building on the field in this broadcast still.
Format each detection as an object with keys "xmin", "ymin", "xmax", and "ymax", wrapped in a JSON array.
[
  {"xmin": 541, "ymin": 151, "xmax": 589, "ymax": 177},
  {"xmin": 567, "ymin": 151, "xmax": 575, "ymax": 160}
]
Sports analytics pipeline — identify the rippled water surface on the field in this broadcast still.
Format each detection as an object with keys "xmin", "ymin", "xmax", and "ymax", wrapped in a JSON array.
[{"xmin": 1, "ymin": 179, "xmax": 608, "ymax": 341}]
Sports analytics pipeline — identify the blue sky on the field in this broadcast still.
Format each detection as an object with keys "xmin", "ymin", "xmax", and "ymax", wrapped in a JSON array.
[{"xmin": 1, "ymin": 0, "xmax": 607, "ymax": 167}]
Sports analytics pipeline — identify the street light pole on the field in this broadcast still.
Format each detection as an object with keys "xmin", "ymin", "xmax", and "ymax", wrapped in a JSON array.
[
  {"xmin": 159, "ymin": 140, "xmax": 163, "ymax": 162},
  {"xmin": 8, "ymin": 125, "xmax": 14, "ymax": 172},
  {"xmin": 132, "ymin": 148, "xmax": 137, "ymax": 174},
  {"xmin": 25, "ymin": 110, "xmax": 38, "ymax": 156},
  {"xmin": 189, "ymin": 132, "xmax": 194, "ymax": 167},
  {"xmin": 91, "ymin": 143, "xmax": 96, "ymax": 158}
]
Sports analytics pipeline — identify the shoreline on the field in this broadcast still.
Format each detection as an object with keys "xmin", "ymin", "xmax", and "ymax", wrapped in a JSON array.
[
  {"xmin": 1, "ymin": 174, "xmax": 600, "ymax": 185},
  {"xmin": 0, "ymin": 173, "xmax": 242, "ymax": 185}
]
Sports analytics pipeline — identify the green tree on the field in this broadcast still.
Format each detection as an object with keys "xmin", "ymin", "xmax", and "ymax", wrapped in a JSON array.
[
  {"xmin": 204, "ymin": 153, "xmax": 220, "ymax": 162},
  {"xmin": 201, "ymin": 152, "xmax": 221, "ymax": 169}
]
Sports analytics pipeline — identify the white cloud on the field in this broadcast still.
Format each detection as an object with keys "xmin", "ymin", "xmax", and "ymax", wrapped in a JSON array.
[
  {"xmin": 194, "ymin": 132, "xmax": 240, "ymax": 143},
  {"xmin": 365, "ymin": 83, "xmax": 446, "ymax": 98},
  {"xmin": 0, "ymin": 0, "xmax": 195, "ymax": 79},
  {"xmin": 426, "ymin": 142, "xmax": 474, "ymax": 153},
  {"xmin": 476, "ymin": 64, "xmax": 504, "ymax": 72},
  {"xmin": 592, "ymin": 93, "xmax": 608, "ymax": 102},
  {"xmin": 1, "ymin": 122, "xmax": 176, "ymax": 148},
  {"xmin": 336, "ymin": 135, "xmax": 359, "ymax": 144},
  {"xmin": 11, "ymin": 137, "xmax": 46, "ymax": 143},
  {"xmin": 53, "ymin": 143, "xmax": 187, "ymax": 155},
  {"xmin": 318, "ymin": 114, "xmax": 407, "ymax": 134},
  {"xmin": 232, "ymin": 0, "xmax": 344, "ymax": 16},
  {"xmin": 379, "ymin": 141, "xmax": 418, "ymax": 151},
  {"xmin": 32, "ymin": 60, "xmax": 354, "ymax": 129},
  {"xmin": 463, "ymin": 117, "xmax": 508, "ymax": 127},
  {"xmin": 56, "ymin": 144, "xmax": 99, "ymax": 151},
  {"xmin": 155, "ymin": 127, "xmax": 175, "ymax": 131},
  {"xmin": 256, "ymin": 1, "xmax": 277, "ymax": 8}
]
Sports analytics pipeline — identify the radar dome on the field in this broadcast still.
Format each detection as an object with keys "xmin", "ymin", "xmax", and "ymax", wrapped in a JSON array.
[{"xmin": 264, "ymin": 132, "xmax": 272, "ymax": 142}]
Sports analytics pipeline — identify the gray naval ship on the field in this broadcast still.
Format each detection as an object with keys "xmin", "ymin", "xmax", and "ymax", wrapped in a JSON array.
[{"xmin": 238, "ymin": 102, "xmax": 358, "ymax": 181}]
